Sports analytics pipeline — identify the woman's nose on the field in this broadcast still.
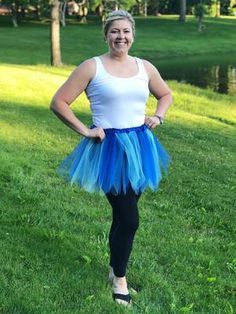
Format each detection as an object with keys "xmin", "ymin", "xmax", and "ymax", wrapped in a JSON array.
[{"xmin": 117, "ymin": 32, "xmax": 125, "ymax": 38}]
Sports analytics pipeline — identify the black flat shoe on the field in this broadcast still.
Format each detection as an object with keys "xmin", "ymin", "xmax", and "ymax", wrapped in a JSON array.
[{"xmin": 112, "ymin": 293, "xmax": 132, "ymax": 307}]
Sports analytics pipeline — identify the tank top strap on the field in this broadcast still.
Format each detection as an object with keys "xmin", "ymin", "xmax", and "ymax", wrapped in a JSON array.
[
  {"xmin": 93, "ymin": 56, "xmax": 106, "ymax": 78},
  {"xmin": 135, "ymin": 57, "xmax": 149, "ymax": 81}
]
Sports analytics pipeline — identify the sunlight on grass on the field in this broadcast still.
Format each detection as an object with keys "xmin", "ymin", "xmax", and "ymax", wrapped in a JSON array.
[{"xmin": 0, "ymin": 64, "xmax": 90, "ymax": 109}]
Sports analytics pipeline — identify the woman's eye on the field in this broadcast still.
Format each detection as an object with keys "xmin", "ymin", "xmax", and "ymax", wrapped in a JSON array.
[{"xmin": 110, "ymin": 29, "xmax": 131, "ymax": 34}]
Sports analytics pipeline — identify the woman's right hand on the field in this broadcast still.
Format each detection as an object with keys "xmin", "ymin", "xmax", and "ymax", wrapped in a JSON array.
[{"xmin": 85, "ymin": 127, "xmax": 106, "ymax": 142}]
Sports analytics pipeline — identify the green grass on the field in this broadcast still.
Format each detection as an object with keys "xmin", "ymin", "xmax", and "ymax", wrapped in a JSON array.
[
  {"xmin": 0, "ymin": 16, "xmax": 236, "ymax": 314},
  {"xmin": 0, "ymin": 15, "xmax": 236, "ymax": 65}
]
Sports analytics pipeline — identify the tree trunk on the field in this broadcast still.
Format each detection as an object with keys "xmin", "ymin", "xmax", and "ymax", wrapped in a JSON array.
[
  {"xmin": 60, "ymin": 1, "xmax": 67, "ymax": 27},
  {"xmin": 198, "ymin": 16, "xmax": 203, "ymax": 32},
  {"xmin": 35, "ymin": 5, "xmax": 41, "ymax": 19},
  {"xmin": 179, "ymin": 0, "xmax": 186, "ymax": 22},
  {"xmin": 217, "ymin": 65, "xmax": 228, "ymax": 94},
  {"xmin": 215, "ymin": 0, "xmax": 221, "ymax": 17},
  {"xmin": 79, "ymin": 2, "xmax": 88, "ymax": 24},
  {"xmin": 97, "ymin": 4, "xmax": 104, "ymax": 17},
  {"xmin": 137, "ymin": 1, "xmax": 143, "ymax": 15},
  {"xmin": 144, "ymin": 0, "xmax": 147, "ymax": 17},
  {"xmin": 51, "ymin": 0, "xmax": 62, "ymax": 66},
  {"xmin": 11, "ymin": 4, "xmax": 18, "ymax": 27}
]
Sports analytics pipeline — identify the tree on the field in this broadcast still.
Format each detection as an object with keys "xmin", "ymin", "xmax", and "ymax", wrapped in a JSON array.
[
  {"xmin": 50, "ymin": 0, "xmax": 62, "ymax": 66},
  {"xmin": 59, "ymin": 0, "xmax": 67, "ymax": 26},
  {"xmin": 77, "ymin": 0, "xmax": 89, "ymax": 24},
  {"xmin": 0, "ymin": 0, "xmax": 52, "ymax": 26},
  {"xmin": 10, "ymin": 1, "xmax": 19, "ymax": 26},
  {"xmin": 194, "ymin": 2, "xmax": 208, "ymax": 31},
  {"xmin": 215, "ymin": 0, "xmax": 221, "ymax": 16},
  {"xmin": 90, "ymin": 0, "xmax": 136, "ymax": 19},
  {"xmin": 0, "ymin": 0, "xmax": 28, "ymax": 27},
  {"xmin": 179, "ymin": 0, "xmax": 186, "ymax": 21}
]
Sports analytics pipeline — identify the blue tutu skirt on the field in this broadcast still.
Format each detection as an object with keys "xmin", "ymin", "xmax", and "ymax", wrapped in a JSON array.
[{"xmin": 57, "ymin": 124, "xmax": 170, "ymax": 195}]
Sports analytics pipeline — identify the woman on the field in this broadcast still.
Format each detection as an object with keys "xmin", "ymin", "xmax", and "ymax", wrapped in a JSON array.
[{"xmin": 50, "ymin": 10, "xmax": 172, "ymax": 307}]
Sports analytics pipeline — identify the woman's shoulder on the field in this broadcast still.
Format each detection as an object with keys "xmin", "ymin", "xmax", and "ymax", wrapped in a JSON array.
[
  {"xmin": 141, "ymin": 58, "xmax": 158, "ymax": 71},
  {"xmin": 76, "ymin": 57, "xmax": 96, "ymax": 72},
  {"xmin": 139, "ymin": 58, "xmax": 161, "ymax": 79},
  {"xmin": 72, "ymin": 58, "xmax": 97, "ymax": 80}
]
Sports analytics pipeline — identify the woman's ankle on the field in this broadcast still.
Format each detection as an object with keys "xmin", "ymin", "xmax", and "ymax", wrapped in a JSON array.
[
  {"xmin": 113, "ymin": 275, "xmax": 128, "ymax": 293},
  {"xmin": 114, "ymin": 275, "xmax": 126, "ymax": 283}
]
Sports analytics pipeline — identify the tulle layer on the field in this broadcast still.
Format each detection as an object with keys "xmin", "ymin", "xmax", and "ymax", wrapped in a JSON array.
[{"xmin": 57, "ymin": 124, "xmax": 170, "ymax": 195}]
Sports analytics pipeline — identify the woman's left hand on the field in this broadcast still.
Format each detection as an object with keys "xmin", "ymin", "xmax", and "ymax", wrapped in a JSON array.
[{"xmin": 145, "ymin": 116, "xmax": 161, "ymax": 129}]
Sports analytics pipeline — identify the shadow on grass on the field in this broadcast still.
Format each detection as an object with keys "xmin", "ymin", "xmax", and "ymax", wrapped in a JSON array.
[
  {"xmin": 1, "ymin": 98, "xmax": 235, "ymax": 142},
  {"xmin": 0, "ymin": 223, "xmax": 109, "ymax": 313},
  {"xmin": 0, "ymin": 100, "xmax": 92, "ymax": 140}
]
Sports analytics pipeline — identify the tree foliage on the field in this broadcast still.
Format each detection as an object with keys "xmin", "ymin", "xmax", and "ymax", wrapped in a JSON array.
[{"xmin": 0, "ymin": 0, "xmax": 234, "ymax": 27}]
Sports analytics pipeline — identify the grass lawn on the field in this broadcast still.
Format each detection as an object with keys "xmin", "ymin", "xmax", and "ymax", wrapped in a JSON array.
[
  {"xmin": 0, "ymin": 15, "xmax": 236, "ymax": 65},
  {"xmin": 0, "ymin": 15, "xmax": 236, "ymax": 314}
]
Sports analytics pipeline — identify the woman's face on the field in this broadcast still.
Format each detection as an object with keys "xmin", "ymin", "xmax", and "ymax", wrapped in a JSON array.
[{"xmin": 106, "ymin": 19, "xmax": 134, "ymax": 56}]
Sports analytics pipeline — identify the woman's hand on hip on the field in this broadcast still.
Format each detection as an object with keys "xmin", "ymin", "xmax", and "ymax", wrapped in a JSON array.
[
  {"xmin": 86, "ymin": 127, "xmax": 106, "ymax": 141},
  {"xmin": 145, "ymin": 116, "xmax": 160, "ymax": 129}
]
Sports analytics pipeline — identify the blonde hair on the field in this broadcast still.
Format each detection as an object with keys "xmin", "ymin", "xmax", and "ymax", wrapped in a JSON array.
[{"xmin": 103, "ymin": 10, "xmax": 135, "ymax": 38}]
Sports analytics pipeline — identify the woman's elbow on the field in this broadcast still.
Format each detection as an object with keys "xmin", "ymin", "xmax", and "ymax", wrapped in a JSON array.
[{"xmin": 50, "ymin": 98, "xmax": 59, "ymax": 112}]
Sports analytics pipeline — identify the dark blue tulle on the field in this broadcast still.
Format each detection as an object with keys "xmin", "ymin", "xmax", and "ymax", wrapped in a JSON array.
[{"xmin": 57, "ymin": 124, "xmax": 170, "ymax": 195}]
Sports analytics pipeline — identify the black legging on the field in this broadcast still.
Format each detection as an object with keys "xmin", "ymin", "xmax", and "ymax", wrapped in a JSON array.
[{"xmin": 106, "ymin": 187, "xmax": 141, "ymax": 277}]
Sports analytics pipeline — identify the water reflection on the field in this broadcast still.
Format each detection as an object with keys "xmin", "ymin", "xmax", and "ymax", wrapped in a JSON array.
[{"xmin": 155, "ymin": 54, "xmax": 236, "ymax": 95}]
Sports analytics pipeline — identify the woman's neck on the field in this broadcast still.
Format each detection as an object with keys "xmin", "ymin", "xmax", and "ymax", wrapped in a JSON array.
[{"xmin": 107, "ymin": 51, "xmax": 130, "ymax": 62}]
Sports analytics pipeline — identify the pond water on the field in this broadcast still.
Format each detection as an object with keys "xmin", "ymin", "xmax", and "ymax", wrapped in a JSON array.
[{"xmin": 155, "ymin": 53, "xmax": 236, "ymax": 95}]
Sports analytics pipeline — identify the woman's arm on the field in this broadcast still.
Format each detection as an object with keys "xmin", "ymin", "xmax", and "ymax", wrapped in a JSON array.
[
  {"xmin": 50, "ymin": 59, "xmax": 105, "ymax": 141},
  {"xmin": 143, "ymin": 60, "xmax": 173, "ymax": 129}
]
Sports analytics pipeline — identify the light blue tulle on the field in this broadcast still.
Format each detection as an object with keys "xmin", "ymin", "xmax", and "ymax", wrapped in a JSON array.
[{"xmin": 57, "ymin": 124, "xmax": 170, "ymax": 195}]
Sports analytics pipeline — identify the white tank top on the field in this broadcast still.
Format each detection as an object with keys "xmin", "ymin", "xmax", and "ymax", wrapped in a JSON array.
[{"xmin": 85, "ymin": 56, "xmax": 150, "ymax": 129}]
